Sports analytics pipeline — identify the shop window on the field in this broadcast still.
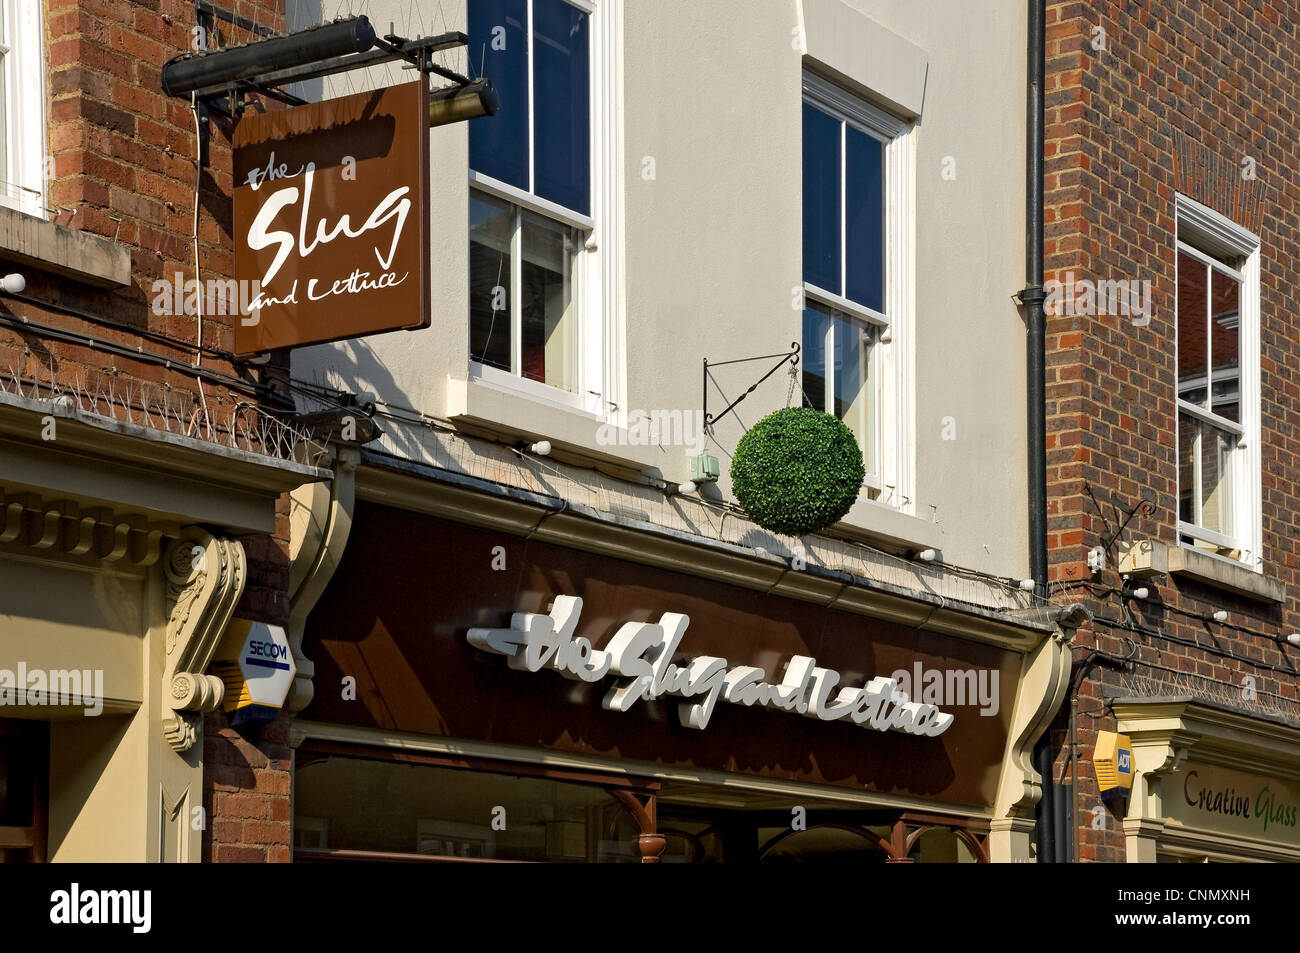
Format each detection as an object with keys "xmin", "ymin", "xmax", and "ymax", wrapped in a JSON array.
[
  {"xmin": 294, "ymin": 752, "xmax": 644, "ymax": 862},
  {"xmin": 801, "ymin": 70, "xmax": 911, "ymax": 503},
  {"xmin": 0, "ymin": 0, "xmax": 46, "ymax": 218},
  {"xmin": 294, "ymin": 747, "xmax": 989, "ymax": 863},
  {"xmin": 468, "ymin": 0, "xmax": 618, "ymax": 417},
  {"xmin": 1174, "ymin": 194, "xmax": 1261, "ymax": 568},
  {"xmin": 0, "ymin": 720, "xmax": 48, "ymax": 863}
]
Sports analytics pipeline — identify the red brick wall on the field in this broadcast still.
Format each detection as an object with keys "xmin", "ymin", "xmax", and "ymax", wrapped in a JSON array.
[
  {"xmin": 4, "ymin": 0, "xmax": 294, "ymax": 861},
  {"xmin": 202, "ymin": 710, "xmax": 294, "ymax": 863},
  {"xmin": 1043, "ymin": 0, "xmax": 1300, "ymax": 862}
]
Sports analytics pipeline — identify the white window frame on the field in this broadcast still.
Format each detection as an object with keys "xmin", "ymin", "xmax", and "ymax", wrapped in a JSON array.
[
  {"xmin": 0, "ymin": 0, "xmax": 46, "ymax": 218},
  {"xmin": 801, "ymin": 70, "xmax": 915, "ymax": 511},
  {"xmin": 1174, "ymin": 193, "xmax": 1262, "ymax": 571},
  {"xmin": 468, "ymin": 0, "xmax": 621, "ymax": 421}
]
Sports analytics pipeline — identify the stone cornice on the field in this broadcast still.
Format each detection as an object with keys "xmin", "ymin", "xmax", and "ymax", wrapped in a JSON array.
[
  {"xmin": 0, "ymin": 392, "xmax": 329, "ymax": 533},
  {"xmin": 1115, "ymin": 697, "xmax": 1300, "ymax": 778}
]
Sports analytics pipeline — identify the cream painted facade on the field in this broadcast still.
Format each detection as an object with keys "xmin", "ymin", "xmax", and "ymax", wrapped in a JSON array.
[
  {"xmin": 295, "ymin": 0, "xmax": 1031, "ymax": 576},
  {"xmin": 0, "ymin": 392, "xmax": 326, "ymax": 860},
  {"xmin": 1116, "ymin": 699, "xmax": 1300, "ymax": 863},
  {"xmin": 284, "ymin": 1, "xmax": 1079, "ymax": 863}
]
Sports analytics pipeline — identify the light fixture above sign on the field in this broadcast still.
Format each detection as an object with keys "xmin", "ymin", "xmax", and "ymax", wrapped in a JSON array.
[{"xmin": 467, "ymin": 596, "xmax": 955, "ymax": 737}]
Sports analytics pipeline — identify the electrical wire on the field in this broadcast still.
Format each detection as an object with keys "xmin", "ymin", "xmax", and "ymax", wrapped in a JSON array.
[
  {"xmin": 1052, "ymin": 576, "xmax": 1298, "ymax": 645},
  {"xmin": 0, "ymin": 310, "xmax": 268, "ymax": 396},
  {"xmin": 0, "ymin": 291, "xmax": 240, "ymax": 364},
  {"xmin": 191, "ymin": 92, "xmax": 213, "ymax": 439},
  {"xmin": 1090, "ymin": 613, "xmax": 1298, "ymax": 676}
]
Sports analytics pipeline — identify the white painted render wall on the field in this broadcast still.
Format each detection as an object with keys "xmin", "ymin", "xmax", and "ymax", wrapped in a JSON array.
[{"xmin": 293, "ymin": 0, "xmax": 1030, "ymax": 579}]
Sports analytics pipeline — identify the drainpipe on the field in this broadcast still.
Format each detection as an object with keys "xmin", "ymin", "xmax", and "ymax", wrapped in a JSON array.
[
  {"xmin": 1025, "ymin": 0, "xmax": 1047, "ymax": 602},
  {"xmin": 1023, "ymin": 0, "xmax": 1053, "ymax": 861}
]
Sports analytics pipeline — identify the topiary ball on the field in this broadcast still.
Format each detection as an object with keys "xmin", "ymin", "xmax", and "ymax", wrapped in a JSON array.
[{"xmin": 730, "ymin": 407, "xmax": 865, "ymax": 537}]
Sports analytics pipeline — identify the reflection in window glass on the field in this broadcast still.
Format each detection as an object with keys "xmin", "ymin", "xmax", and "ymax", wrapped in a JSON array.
[
  {"xmin": 469, "ymin": 193, "xmax": 515, "ymax": 374},
  {"xmin": 0, "ymin": 4, "xmax": 7, "ymax": 196},
  {"xmin": 295, "ymin": 756, "xmax": 642, "ymax": 863},
  {"xmin": 1178, "ymin": 412, "xmax": 1196, "ymax": 525},
  {"xmin": 835, "ymin": 318, "xmax": 875, "ymax": 475},
  {"xmin": 533, "ymin": 0, "xmax": 589, "ymax": 213},
  {"xmin": 1210, "ymin": 268, "xmax": 1240, "ymax": 423},
  {"xmin": 1176, "ymin": 250, "xmax": 1207, "ymax": 405},
  {"xmin": 802, "ymin": 302, "xmax": 874, "ymax": 476},
  {"xmin": 520, "ymin": 210, "xmax": 577, "ymax": 390},
  {"xmin": 802, "ymin": 304, "xmax": 831, "ymax": 414},
  {"xmin": 844, "ymin": 126, "xmax": 884, "ymax": 313},
  {"xmin": 802, "ymin": 102, "xmax": 841, "ymax": 293},
  {"xmin": 1176, "ymin": 242, "xmax": 1243, "ymax": 550},
  {"xmin": 1200, "ymin": 423, "xmax": 1235, "ymax": 540},
  {"xmin": 468, "ymin": 0, "xmax": 528, "ymax": 190}
]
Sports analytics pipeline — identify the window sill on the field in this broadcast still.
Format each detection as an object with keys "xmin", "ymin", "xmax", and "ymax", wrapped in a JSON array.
[
  {"xmin": 1119, "ymin": 538, "xmax": 1284, "ymax": 604},
  {"xmin": 446, "ymin": 375, "xmax": 670, "ymax": 477},
  {"xmin": 0, "ymin": 206, "xmax": 131, "ymax": 288},
  {"xmin": 830, "ymin": 497, "xmax": 943, "ymax": 555}
]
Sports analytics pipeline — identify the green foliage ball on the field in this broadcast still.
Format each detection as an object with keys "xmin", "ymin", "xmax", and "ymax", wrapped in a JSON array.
[{"xmin": 730, "ymin": 407, "xmax": 865, "ymax": 537}]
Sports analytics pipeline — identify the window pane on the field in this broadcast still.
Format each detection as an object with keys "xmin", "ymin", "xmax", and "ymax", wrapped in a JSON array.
[
  {"xmin": 844, "ymin": 126, "xmax": 884, "ymax": 313},
  {"xmin": 1178, "ymin": 412, "xmax": 1196, "ymax": 525},
  {"xmin": 801, "ymin": 303, "xmax": 832, "ymax": 412},
  {"xmin": 1210, "ymin": 268, "xmax": 1240, "ymax": 423},
  {"xmin": 520, "ymin": 209, "xmax": 577, "ymax": 390},
  {"xmin": 469, "ymin": 0, "xmax": 529, "ymax": 190},
  {"xmin": 1200, "ymin": 422, "xmax": 1235, "ymax": 540},
  {"xmin": 1176, "ymin": 251, "xmax": 1208, "ymax": 407},
  {"xmin": 0, "ymin": 1, "xmax": 7, "ymax": 198},
  {"xmin": 295, "ymin": 756, "xmax": 641, "ymax": 862},
  {"xmin": 802, "ymin": 103, "xmax": 841, "ymax": 292},
  {"xmin": 834, "ymin": 317, "xmax": 875, "ymax": 473},
  {"xmin": 469, "ymin": 193, "xmax": 515, "ymax": 373},
  {"xmin": 532, "ymin": 0, "xmax": 589, "ymax": 214}
]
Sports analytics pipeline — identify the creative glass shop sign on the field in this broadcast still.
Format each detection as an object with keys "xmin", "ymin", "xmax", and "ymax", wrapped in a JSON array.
[
  {"xmin": 468, "ymin": 596, "xmax": 955, "ymax": 736},
  {"xmin": 1164, "ymin": 762, "xmax": 1300, "ymax": 846},
  {"xmin": 232, "ymin": 80, "xmax": 430, "ymax": 354}
]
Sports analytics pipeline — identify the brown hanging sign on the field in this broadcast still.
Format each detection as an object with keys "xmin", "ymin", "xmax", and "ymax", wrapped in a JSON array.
[{"xmin": 232, "ymin": 80, "xmax": 431, "ymax": 354}]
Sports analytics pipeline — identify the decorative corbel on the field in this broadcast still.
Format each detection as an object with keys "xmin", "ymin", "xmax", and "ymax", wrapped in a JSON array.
[
  {"xmin": 988, "ymin": 604, "xmax": 1088, "ymax": 861},
  {"xmin": 162, "ymin": 528, "xmax": 246, "ymax": 751},
  {"xmin": 285, "ymin": 410, "xmax": 374, "ymax": 712},
  {"xmin": 1125, "ymin": 730, "xmax": 1194, "ymax": 822}
]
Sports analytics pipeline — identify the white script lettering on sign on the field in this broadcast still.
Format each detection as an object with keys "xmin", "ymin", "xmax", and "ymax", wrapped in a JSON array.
[{"xmin": 466, "ymin": 596, "xmax": 954, "ymax": 737}]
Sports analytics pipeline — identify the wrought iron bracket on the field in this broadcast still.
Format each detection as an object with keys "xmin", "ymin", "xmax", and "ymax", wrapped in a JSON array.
[
  {"xmin": 702, "ymin": 342, "xmax": 800, "ymax": 429},
  {"xmin": 1085, "ymin": 483, "xmax": 1156, "ymax": 555}
]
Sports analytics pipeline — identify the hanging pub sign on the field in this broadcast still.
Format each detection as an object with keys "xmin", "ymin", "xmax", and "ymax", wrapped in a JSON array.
[{"xmin": 232, "ymin": 80, "xmax": 431, "ymax": 354}]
